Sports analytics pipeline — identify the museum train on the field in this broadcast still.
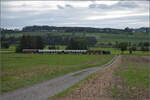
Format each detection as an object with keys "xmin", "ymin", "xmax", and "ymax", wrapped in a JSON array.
[{"xmin": 22, "ymin": 49, "xmax": 110, "ymax": 54}]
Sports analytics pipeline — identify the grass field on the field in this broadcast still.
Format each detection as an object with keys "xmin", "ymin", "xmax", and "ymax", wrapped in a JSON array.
[
  {"xmin": 0, "ymin": 53, "xmax": 114, "ymax": 93},
  {"xmin": 1, "ymin": 31, "xmax": 149, "ymax": 44},
  {"xmin": 111, "ymin": 55, "xmax": 150, "ymax": 99},
  {"xmin": 50, "ymin": 55, "xmax": 150, "ymax": 100}
]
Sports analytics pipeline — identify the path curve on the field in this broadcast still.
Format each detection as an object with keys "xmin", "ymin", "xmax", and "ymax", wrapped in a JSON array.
[{"xmin": 0, "ymin": 55, "xmax": 119, "ymax": 100}]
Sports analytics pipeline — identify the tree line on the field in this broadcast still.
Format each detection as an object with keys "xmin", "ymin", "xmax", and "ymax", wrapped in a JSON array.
[
  {"xmin": 1, "ymin": 26, "xmax": 149, "ymax": 34},
  {"xmin": 16, "ymin": 36, "xmax": 44, "ymax": 52},
  {"xmin": 15, "ymin": 35, "xmax": 97, "ymax": 52},
  {"xmin": 1, "ymin": 34, "xmax": 149, "ymax": 54}
]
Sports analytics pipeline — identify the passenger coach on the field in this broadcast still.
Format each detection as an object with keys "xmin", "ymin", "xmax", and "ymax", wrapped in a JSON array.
[{"xmin": 22, "ymin": 49, "xmax": 110, "ymax": 54}]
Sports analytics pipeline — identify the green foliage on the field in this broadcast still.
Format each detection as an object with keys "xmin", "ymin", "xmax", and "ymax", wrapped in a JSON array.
[
  {"xmin": 110, "ymin": 88, "xmax": 119, "ymax": 96},
  {"xmin": 119, "ymin": 42, "xmax": 128, "ymax": 53},
  {"xmin": 1, "ymin": 41, "xmax": 10, "ymax": 49},
  {"xmin": 128, "ymin": 47, "xmax": 132, "ymax": 54},
  {"xmin": 67, "ymin": 38, "xmax": 88, "ymax": 50},
  {"xmin": 16, "ymin": 35, "xmax": 45, "ymax": 52}
]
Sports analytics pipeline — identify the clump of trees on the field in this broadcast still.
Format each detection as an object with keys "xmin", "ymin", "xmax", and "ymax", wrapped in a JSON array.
[
  {"xmin": 128, "ymin": 46, "xmax": 136, "ymax": 54},
  {"xmin": 1, "ymin": 41, "xmax": 10, "ymax": 49},
  {"xmin": 16, "ymin": 35, "xmax": 91, "ymax": 52},
  {"xmin": 119, "ymin": 42, "xmax": 128, "ymax": 53},
  {"xmin": 67, "ymin": 38, "xmax": 88, "ymax": 50},
  {"xmin": 118, "ymin": 42, "xmax": 149, "ymax": 54},
  {"xmin": 16, "ymin": 35, "xmax": 45, "ymax": 52},
  {"xmin": 44, "ymin": 35, "xmax": 97, "ymax": 47}
]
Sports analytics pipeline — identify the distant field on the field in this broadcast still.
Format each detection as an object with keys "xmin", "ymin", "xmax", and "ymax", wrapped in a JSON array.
[
  {"xmin": 1, "ymin": 53, "xmax": 114, "ymax": 93},
  {"xmin": 1, "ymin": 31, "xmax": 149, "ymax": 44}
]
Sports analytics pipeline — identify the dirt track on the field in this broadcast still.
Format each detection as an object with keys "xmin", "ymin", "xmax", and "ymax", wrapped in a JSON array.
[
  {"xmin": 56, "ymin": 55, "xmax": 150, "ymax": 100},
  {"xmin": 53, "ymin": 55, "xmax": 122, "ymax": 100}
]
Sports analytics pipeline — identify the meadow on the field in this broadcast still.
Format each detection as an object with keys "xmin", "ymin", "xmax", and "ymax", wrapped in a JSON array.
[
  {"xmin": 50, "ymin": 55, "xmax": 150, "ymax": 100},
  {"xmin": 0, "ymin": 52, "xmax": 114, "ymax": 93},
  {"xmin": 1, "ymin": 31, "xmax": 149, "ymax": 44},
  {"xmin": 111, "ymin": 55, "xmax": 150, "ymax": 99}
]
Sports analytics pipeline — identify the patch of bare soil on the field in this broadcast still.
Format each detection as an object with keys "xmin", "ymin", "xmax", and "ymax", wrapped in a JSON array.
[{"xmin": 54, "ymin": 56, "xmax": 122, "ymax": 100}]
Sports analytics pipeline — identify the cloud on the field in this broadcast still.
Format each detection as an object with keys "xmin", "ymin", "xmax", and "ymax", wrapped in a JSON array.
[
  {"xmin": 85, "ymin": 11, "xmax": 149, "ymax": 20},
  {"xmin": 65, "ymin": 4, "xmax": 73, "ymax": 8},
  {"xmin": 89, "ymin": 1, "xmax": 139, "ymax": 10},
  {"xmin": 1, "ymin": 0, "xmax": 149, "ymax": 29},
  {"xmin": 57, "ymin": 5, "xmax": 64, "ymax": 9}
]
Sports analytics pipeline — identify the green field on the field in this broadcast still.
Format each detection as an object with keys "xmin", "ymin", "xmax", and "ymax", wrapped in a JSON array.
[
  {"xmin": 50, "ymin": 55, "xmax": 150, "ymax": 100},
  {"xmin": 111, "ymin": 55, "xmax": 150, "ymax": 99},
  {"xmin": 1, "ymin": 53, "xmax": 114, "ymax": 93},
  {"xmin": 1, "ymin": 31, "xmax": 149, "ymax": 44}
]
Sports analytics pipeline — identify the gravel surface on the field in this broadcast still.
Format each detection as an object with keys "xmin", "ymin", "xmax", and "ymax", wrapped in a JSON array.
[{"xmin": 0, "ymin": 55, "xmax": 118, "ymax": 100}]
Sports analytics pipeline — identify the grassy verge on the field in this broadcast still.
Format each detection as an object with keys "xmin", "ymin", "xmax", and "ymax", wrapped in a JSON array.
[{"xmin": 1, "ymin": 53, "xmax": 114, "ymax": 93}]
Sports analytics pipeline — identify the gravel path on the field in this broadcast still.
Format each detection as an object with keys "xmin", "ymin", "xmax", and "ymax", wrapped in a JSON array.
[{"xmin": 0, "ymin": 55, "xmax": 118, "ymax": 100}]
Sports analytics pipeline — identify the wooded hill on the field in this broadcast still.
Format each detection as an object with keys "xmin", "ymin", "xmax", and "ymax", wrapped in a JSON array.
[{"xmin": 1, "ymin": 25, "xmax": 150, "ymax": 34}]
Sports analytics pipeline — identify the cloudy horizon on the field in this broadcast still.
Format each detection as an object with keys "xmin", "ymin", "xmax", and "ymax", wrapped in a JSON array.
[{"xmin": 1, "ymin": 0, "xmax": 149, "ymax": 29}]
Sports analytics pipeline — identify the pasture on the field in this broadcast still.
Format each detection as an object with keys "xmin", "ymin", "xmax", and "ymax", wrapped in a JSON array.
[
  {"xmin": 50, "ymin": 55, "xmax": 150, "ymax": 100},
  {"xmin": 0, "ymin": 53, "xmax": 114, "ymax": 93},
  {"xmin": 1, "ymin": 31, "xmax": 149, "ymax": 44},
  {"xmin": 111, "ymin": 55, "xmax": 150, "ymax": 99}
]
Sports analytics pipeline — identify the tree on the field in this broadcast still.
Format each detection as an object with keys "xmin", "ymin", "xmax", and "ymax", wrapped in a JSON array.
[
  {"xmin": 119, "ymin": 42, "xmax": 128, "ymax": 54},
  {"xmin": 129, "ymin": 47, "xmax": 133, "ymax": 54},
  {"xmin": 86, "ymin": 37, "xmax": 97, "ymax": 47},
  {"xmin": 36, "ymin": 36, "xmax": 45, "ymax": 49},
  {"xmin": 20, "ymin": 35, "xmax": 32, "ymax": 49},
  {"xmin": 131, "ymin": 46, "xmax": 136, "ymax": 51},
  {"xmin": 114, "ymin": 41, "xmax": 119, "ymax": 49},
  {"xmin": 124, "ymin": 27, "xmax": 133, "ymax": 34},
  {"xmin": 1, "ymin": 41, "xmax": 10, "ymax": 49},
  {"xmin": 67, "ymin": 38, "xmax": 88, "ymax": 50},
  {"xmin": 128, "ymin": 46, "xmax": 136, "ymax": 54},
  {"xmin": 16, "ymin": 35, "xmax": 45, "ymax": 52},
  {"xmin": 16, "ymin": 35, "xmax": 31, "ymax": 52}
]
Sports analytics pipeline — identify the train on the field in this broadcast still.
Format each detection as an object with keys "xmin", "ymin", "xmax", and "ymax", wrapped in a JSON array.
[{"xmin": 22, "ymin": 49, "xmax": 110, "ymax": 54}]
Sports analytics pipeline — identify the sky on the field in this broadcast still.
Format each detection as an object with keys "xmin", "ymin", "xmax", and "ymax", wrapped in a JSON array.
[{"xmin": 1, "ymin": 0, "xmax": 149, "ymax": 29}]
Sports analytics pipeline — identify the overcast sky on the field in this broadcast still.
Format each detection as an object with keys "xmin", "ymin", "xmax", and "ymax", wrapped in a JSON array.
[{"xmin": 1, "ymin": 0, "xmax": 149, "ymax": 29}]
